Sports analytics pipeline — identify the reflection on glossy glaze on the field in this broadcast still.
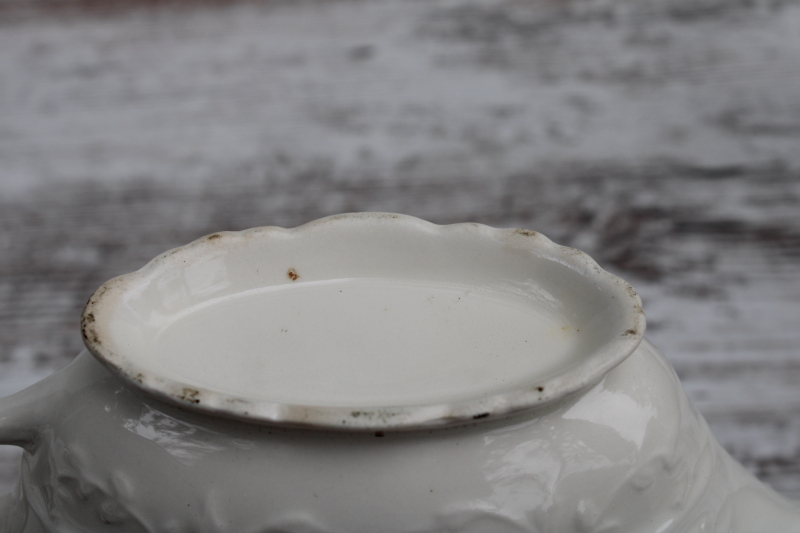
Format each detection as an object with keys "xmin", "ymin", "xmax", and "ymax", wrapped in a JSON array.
[{"xmin": 1, "ymin": 341, "xmax": 798, "ymax": 532}]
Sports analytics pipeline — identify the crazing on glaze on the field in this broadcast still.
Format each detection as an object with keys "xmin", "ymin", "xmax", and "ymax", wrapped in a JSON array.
[{"xmin": 0, "ymin": 213, "xmax": 798, "ymax": 533}]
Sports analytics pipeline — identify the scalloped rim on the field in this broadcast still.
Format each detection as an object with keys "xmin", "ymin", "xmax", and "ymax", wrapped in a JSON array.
[{"xmin": 81, "ymin": 213, "xmax": 645, "ymax": 431}]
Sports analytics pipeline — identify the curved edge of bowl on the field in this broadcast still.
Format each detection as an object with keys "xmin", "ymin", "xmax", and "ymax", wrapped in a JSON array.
[{"xmin": 81, "ymin": 212, "xmax": 645, "ymax": 431}]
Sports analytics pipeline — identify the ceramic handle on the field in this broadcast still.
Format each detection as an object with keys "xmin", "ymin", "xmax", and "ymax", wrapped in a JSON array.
[
  {"xmin": 0, "ymin": 374, "xmax": 58, "ymax": 449},
  {"xmin": 0, "ymin": 351, "xmax": 95, "ymax": 449},
  {"xmin": 0, "ymin": 361, "xmax": 76, "ymax": 533},
  {"xmin": 0, "ymin": 394, "xmax": 41, "ymax": 449},
  {"xmin": 0, "ymin": 384, "xmax": 39, "ymax": 532}
]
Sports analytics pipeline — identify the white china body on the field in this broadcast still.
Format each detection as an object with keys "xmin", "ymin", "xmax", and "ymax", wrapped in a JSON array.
[
  {"xmin": 0, "ymin": 214, "xmax": 797, "ymax": 532},
  {"xmin": 0, "ymin": 340, "xmax": 797, "ymax": 533}
]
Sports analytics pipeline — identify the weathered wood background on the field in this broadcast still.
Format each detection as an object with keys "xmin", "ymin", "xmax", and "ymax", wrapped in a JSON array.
[{"xmin": 1, "ymin": 0, "xmax": 799, "ymax": 500}]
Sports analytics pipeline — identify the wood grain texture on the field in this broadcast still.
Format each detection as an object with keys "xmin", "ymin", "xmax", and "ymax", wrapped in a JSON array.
[{"xmin": 0, "ymin": 0, "xmax": 799, "ymax": 500}]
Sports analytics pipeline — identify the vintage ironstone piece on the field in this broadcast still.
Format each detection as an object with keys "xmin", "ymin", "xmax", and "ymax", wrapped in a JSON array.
[{"xmin": 0, "ymin": 213, "xmax": 798, "ymax": 532}]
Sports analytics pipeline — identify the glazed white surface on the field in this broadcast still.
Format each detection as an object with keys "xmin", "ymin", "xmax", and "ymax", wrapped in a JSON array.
[
  {"xmin": 81, "ymin": 214, "xmax": 645, "ymax": 429},
  {"xmin": 152, "ymin": 278, "xmax": 577, "ymax": 407},
  {"xmin": 0, "ymin": 341, "xmax": 798, "ymax": 532}
]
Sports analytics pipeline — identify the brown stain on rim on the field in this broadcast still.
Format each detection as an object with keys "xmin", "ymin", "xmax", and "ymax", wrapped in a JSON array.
[
  {"xmin": 81, "ymin": 309, "xmax": 101, "ymax": 345},
  {"xmin": 287, "ymin": 268, "xmax": 299, "ymax": 281},
  {"xmin": 81, "ymin": 279, "xmax": 121, "ymax": 349},
  {"xmin": 178, "ymin": 388, "xmax": 200, "ymax": 404}
]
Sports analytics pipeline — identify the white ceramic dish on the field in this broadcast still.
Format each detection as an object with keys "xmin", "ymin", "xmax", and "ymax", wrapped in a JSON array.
[
  {"xmin": 81, "ymin": 213, "xmax": 644, "ymax": 430},
  {"xmin": 0, "ymin": 213, "xmax": 797, "ymax": 533}
]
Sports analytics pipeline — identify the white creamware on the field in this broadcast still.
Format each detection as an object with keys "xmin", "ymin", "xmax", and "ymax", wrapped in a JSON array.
[{"xmin": 0, "ymin": 213, "xmax": 796, "ymax": 533}]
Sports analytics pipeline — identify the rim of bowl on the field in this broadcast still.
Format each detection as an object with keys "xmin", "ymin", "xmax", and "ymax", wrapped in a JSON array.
[{"xmin": 81, "ymin": 213, "xmax": 645, "ymax": 431}]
